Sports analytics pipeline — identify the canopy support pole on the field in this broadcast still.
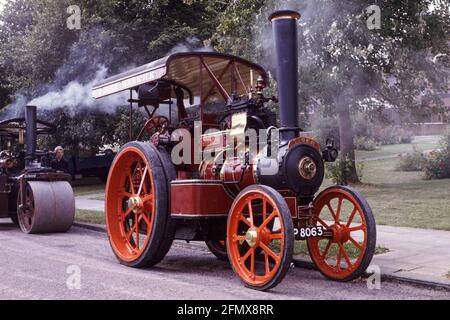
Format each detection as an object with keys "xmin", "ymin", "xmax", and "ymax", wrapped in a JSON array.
[{"xmin": 129, "ymin": 89, "xmax": 133, "ymax": 141}]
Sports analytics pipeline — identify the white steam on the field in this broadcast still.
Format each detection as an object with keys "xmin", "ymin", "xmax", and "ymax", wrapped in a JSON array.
[
  {"xmin": 168, "ymin": 36, "xmax": 213, "ymax": 55},
  {"xmin": 0, "ymin": 36, "xmax": 213, "ymax": 120},
  {"xmin": 28, "ymin": 65, "xmax": 128, "ymax": 114}
]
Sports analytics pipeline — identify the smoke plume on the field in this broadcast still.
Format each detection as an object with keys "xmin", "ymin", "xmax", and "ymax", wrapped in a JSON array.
[
  {"xmin": 28, "ymin": 65, "xmax": 128, "ymax": 114},
  {"xmin": 0, "ymin": 34, "xmax": 213, "ymax": 121}
]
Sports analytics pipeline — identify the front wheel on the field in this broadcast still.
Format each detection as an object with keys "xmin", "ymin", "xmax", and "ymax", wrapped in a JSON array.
[
  {"xmin": 307, "ymin": 185, "xmax": 376, "ymax": 281},
  {"xmin": 227, "ymin": 185, "xmax": 294, "ymax": 291}
]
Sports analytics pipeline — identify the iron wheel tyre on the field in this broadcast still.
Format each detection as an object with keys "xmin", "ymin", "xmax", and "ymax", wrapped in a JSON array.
[
  {"xmin": 205, "ymin": 239, "xmax": 229, "ymax": 261},
  {"xmin": 227, "ymin": 185, "xmax": 294, "ymax": 291},
  {"xmin": 105, "ymin": 141, "xmax": 172, "ymax": 268},
  {"xmin": 150, "ymin": 146, "xmax": 177, "ymax": 264},
  {"xmin": 307, "ymin": 185, "xmax": 376, "ymax": 281}
]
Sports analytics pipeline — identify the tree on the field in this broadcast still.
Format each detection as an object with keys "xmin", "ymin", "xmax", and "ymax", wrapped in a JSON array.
[
  {"xmin": 212, "ymin": 0, "xmax": 267, "ymax": 58},
  {"xmin": 215, "ymin": 0, "xmax": 450, "ymax": 183},
  {"xmin": 0, "ymin": 0, "xmax": 77, "ymax": 98},
  {"xmin": 0, "ymin": 0, "xmax": 35, "ymax": 108},
  {"xmin": 0, "ymin": 0, "xmax": 228, "ymax": 150}
]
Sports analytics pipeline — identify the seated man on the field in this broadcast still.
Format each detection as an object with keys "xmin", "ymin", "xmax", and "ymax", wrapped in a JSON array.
[{"xmin": 51, "ymin": 146, "xmax": 69, "ymax": 173}]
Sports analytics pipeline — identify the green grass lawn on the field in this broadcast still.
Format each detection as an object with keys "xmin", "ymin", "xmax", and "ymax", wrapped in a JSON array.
[
  {"xmin": 337, "ymin": 135, "xmax": 450, "ymax": 231},
  {"xmin": 75, "ymin": 209, "xmax": 105, "ymax": 224},
  {"xmin": 356, "ymin": 135, "xmax": 441, "ymax": 160},
  {"xmin": 356, "ymin": 158, "xmax": 450, "ymax": 230},
  {"xmin": 73, "ymin": 184, "xmax": 105, "ymax": 197}
]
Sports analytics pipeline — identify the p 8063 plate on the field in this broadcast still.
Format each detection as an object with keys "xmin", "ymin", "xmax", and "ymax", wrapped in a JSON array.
[{"xmin": 295, "ymin": 226, "xmax": 324, "ymax": 240}]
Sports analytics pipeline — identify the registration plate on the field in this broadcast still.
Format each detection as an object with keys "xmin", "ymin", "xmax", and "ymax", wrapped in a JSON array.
[{"xmin": 295, "ymin": 226, "xmax": 324, "ymax": 240}]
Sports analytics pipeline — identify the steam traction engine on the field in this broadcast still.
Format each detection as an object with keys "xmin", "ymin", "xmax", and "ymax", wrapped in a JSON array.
[
  {"xmin": 93, "ymin": 10, "xmax": 376, "ymax": 290},
  {"xmin": 0, "ymin": 105, "xmax": 75, "ymax": 234}
]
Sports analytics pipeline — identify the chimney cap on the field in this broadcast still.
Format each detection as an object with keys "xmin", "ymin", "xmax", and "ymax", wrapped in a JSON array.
[{"xmin": 269, "ymin": 10, "xmax": 301, "ymax": 22}]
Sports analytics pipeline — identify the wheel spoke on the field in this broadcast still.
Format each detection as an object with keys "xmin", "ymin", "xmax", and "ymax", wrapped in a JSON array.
[
  {"xmin": 259, "ymin": 242, "xmax": 279, "ymax": 262},
  {"xmin": 250, "ymin": 249, "xmax": 255, "ymax": 275},
  {"xmin": 142, "ymin": 194, "xmax": 153, "ymax": 204},
  {"xmin": 346, "ymin": 207, "xmax": 357, "ymax": 227},
  {"xmin": 349, "ymin": 225, "xmax": 365, "ymax": 232},
  {"xmin": 258, "ymin": 211, "xmax": 277, "ymax": 231},
  {"xmin": 269, "ymin": 232, "xmax": 283, "ymax": 240},
  {"xmin": 137, "ymin": 166, "xmax": 148, "ymax": 196},
  {"xmin": 239, "ymin": 214, "xmax": 252, "ymax": 227},
  {"xmin": 264, "ymin": 252, "xmax": 270, "ymax": 275},
  {"xmin": 349, "ymin": 236, "xmax": 363, "ymax": 251},
  {"xmin": 139, "ymin": 161, "xmax": 149, "ymax": 195},
  {"xmin": 141, "ymin": 211, "xmax": 150, "ymax": 227},
  {"xmin": 127, "ymin": 174, "xmax": 135, "ymax": 194},
  {"xmin": 120, "ymin": 191, "xmax": 133, "ymax": 198},
  {"xmin": 317, "ymin": 217, "xmax": 330, "ymax": 229},
  {"xmin": 321, "ymin": 240, "xmax": 332, "ymax": 259},
  {"xmin": 335, "ymin": 197, "xmax": 342, "ymax": 223},
  {"xmin": 336, "ymin": 247, "xmax": 343, "ymax": 269},
  {"xmin": 262, "ymin": 199, "xmax": 267, "ymax": 220},
  {"xmin": 337, "ymin": 242, "xmax": 352, "ymax": 268},
  {"xmin": 233, "ymin": 234, "xmax": 246, "ymax": 242},
  {"xmin": 126, "ymin": 224, "xmax": 137, "ymax": 241},
  {"xmin": 121, "ymin": 208, "xmax": 133, "ymax": 220},
  {"xmin": 247, "ymin": 199, "xmax": 254, "ymax": 227},
  {"xmin": 326, "ymin": 202, "xmax": 336, "ymax": 221},
  {"xmin": 135, "ymin": 213, "xmax": 139, "ymax": 249},
  {"xmin": 241, "ymin": 247, "xmax": 254, "ymax": 263}
]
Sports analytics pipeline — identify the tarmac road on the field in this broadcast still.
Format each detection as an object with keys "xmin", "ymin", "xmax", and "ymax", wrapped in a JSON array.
[{"xmin": 0, "ymin": 220, "xmax": 449, "ymax": 300}]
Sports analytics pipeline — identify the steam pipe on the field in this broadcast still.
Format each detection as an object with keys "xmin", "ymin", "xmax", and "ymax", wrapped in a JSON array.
[
  {"xmin": 25, "ymin": 105, "xmax": 37, "ymax": 167},
  {"xmin": 269, "ymin": 10, "xmax": 301, "ymax": 142}
]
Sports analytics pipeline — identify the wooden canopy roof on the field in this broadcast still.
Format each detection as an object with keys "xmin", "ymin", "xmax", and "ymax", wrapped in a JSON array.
[{"xmin": 92, "ymin": 52, "xmax": 269, "ymax": 103}]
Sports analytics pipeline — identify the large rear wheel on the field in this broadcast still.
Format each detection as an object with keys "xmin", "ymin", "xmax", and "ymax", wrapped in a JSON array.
[
  {"xmin": 307, "ymin": 185, "xmax": 376, "ymax": 281},
  {"xmin": 227, "ymin": 185, "xmax": 294, "ymax": 291},
  {"xmin": 105, "ymin": 141, "xmax": 173, "ymax": 268}
]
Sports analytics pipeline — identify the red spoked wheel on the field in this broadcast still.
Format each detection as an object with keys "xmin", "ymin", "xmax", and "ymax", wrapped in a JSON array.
[
  {"xmin": 227, "ymin": 185, "xmax": 294, "ymax": 291},
  {"xmin": 307, "ymin": 186, "xmax": 376, "ymax": 281},
  {"xmin": 105, "ymin": 141, "xmax": 172, "ymax": 267}
]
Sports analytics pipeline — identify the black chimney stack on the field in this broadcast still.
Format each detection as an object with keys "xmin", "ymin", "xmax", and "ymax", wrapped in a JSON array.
[
  {"xmin": 25, "ymin": 105, "xmax": 37, "ymax": 167},
  {"xmin": 269, "ymin": 10, "xmax": 301, "ymax": 142}
]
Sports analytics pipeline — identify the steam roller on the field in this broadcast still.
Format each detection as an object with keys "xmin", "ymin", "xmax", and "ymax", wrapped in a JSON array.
[
  {"xmin": 0, "ymin": 105, "xmax": 75, "ymax": 234},
  {"xmin": 17, "ymin": 181, "xmax": 74, "ymax": 234}
]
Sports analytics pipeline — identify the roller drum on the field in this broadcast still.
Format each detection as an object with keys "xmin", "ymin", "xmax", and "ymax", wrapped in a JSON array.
[{"xmin": 18, "ymin": 181, "xmax": 75, "ymax": 234}]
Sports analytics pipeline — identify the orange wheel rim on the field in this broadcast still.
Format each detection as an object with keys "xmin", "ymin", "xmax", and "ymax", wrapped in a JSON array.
[
  {"xmin": 227, "ymin": 190, "xmax": 285, "ymax": 287},
  {"xmin": 106, "ymin": 147, "xmax": 155, "ymax": 262},
  {"xmin": 308, "ymin": 189, "xmax": 368, "ymax": 279}
]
